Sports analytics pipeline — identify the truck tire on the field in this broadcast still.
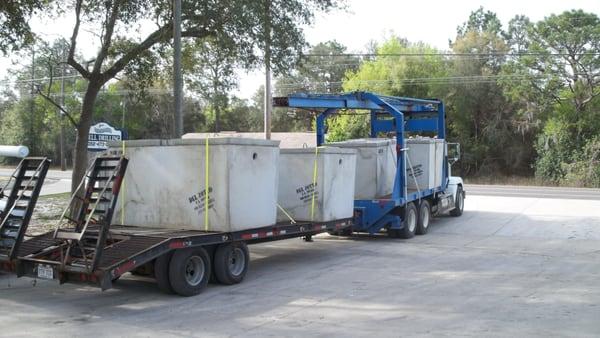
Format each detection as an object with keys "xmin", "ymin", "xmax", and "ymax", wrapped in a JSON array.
[
  {"xmin": 213, "ymin": 242, "xmax": 249, "ymax": 285},
  {"xmin": 416, "ymin": 200, "xmax": 431, "ymax": 235},
  {"xmin": 389, "ymin": 202, "xmax": 417, "ymax": 239},
  {"xmin": 168, "ymin": 248, "xmax": 211, "ymax": 296},
  {"xmin": 450, "ymin": 186, "xmax": 464, "ymax": 217},
  {"xmin": 154, "ymin": 251, "xmax": 174, "ymax": 294}
]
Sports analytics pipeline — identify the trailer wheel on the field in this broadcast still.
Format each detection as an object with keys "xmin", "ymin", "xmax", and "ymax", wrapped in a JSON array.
[
  {"xmin": 416, "ymin": 200, "xmax": 431, "ymax": 235},
  {"xmin": 168, "ymin": 248, "xmax": 211, "ymax": 296},
  {"xmin": 389, "ymin": 202, "xmax": 417, "ymax": 239},
  {"xmin": 154, "ymin": 251, "xmax": 174, "ymax": 294},
  {"xmin": 450, "ymin": 186, "xmax": 464, "ymax": 217},
  {"xmin": 214, "ymin": 242, "xmax": 249, "ymax": 285}
]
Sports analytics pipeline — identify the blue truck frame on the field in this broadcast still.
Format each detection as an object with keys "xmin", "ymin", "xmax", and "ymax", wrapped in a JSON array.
[{"xmin": 274, "ymin": 91, "xmax": 449, "ymax": 234}]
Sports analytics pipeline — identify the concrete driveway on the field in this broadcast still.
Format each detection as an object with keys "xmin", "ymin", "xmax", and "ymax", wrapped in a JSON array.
[{"xmin": 1, "ymin": 191, "xmax": 599, "ymax": 337}]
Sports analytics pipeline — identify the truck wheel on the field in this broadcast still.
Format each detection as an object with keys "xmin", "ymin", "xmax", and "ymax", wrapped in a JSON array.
[
  {"xmin": 416, "ymin": 200, "xmax": 431, "ymax": 235},
  {"xmin": 389, "ymin": 202, "xmax": 417, "ymax": 239},
  {"xmin": 154, "ymin": 251, "xmax": 174, "ymax": 294},
  {"xmin": 168, "ymin": 248, "xmax": 211, "ymax": 296},
  {"xmin": 214, "ymin": 242, "xmax": 249, "ymax": 285},
  {"xmin": 450, "ymin": 186, "xmax": 464, "ymax": 217}
]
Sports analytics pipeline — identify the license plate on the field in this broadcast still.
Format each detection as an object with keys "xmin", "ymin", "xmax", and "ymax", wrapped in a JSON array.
[{"xmin": 37, "ymin": 264, "xmax": 54, "ymax": 280}]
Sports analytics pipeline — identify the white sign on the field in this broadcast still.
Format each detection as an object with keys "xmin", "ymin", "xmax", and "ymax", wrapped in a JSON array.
[{"xmin": 88, "ymin": 122, "xmax": 122, "ymax": 151}]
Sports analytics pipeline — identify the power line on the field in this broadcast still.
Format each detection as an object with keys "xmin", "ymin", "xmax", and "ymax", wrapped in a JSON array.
[
  {"xmin": 302, "ymin": 52, "xmax": 600, "ymax": 57},
  {"xmin": 275, "ymin": 74, "xmax": 553, "ymax": 88}
]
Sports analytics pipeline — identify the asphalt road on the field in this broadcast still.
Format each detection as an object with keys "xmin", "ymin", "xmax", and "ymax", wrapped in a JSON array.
[
  {"xmin": 465, "ymin": 184, "xmax": 600, "ymax": 200},
  {"xmin": 0, "ymin": 168, "xmax": 72, "ymax": 196},
  {"xmin": 1, "ymin": 192, "xmax": 599, "ymax": 337},
  {"xmin": 3, "ymin": 166, "xmax": 600, "ymax": 200}
]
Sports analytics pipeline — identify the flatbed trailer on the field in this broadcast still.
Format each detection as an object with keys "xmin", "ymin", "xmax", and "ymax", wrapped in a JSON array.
[
  {"xmin": 0, "ymin": 151, "xmax": 354, "ymax": 297},
  {"xmin": 1, "ymin": 218, "xmax": 351, "ymax": 294}
]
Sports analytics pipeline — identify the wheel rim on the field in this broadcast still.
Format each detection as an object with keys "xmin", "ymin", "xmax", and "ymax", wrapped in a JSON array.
[
  {"xmin": 457, "ymin": 192, "xmax": 464, "ymax": 211},
  {"xmin": 421, "ymin": 205, "xmax": 430, "ymax": 229},
  {"xmin": 184, "ymin": 256, "xmax": 205, "ymax": 286},
  {"xmin": 407, "ymin": 208, "xmax": 417, "ymax": 232},
  {"xmin": 228, "ymin": 247, "xmax": 246, "ymax": 277}
]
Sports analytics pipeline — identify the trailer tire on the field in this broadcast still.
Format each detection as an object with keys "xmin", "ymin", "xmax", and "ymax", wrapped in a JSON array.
[
  {"xmin": 389, "ymin": 202, "xmax": 417, "ymax": 239},
  {"xmin": 154, "ymin": 251, "xmax": 174, "ymax": 294},
  {"xmin": 169, "ymin": 248, "xmax": 211, "ymax": 296},
  {"xmin": 214, "ymin": 242, "xmax": 249, "ymax": 285},
  {"xmin": 416, "ymin": 200, "xmax": 431, "ymax": 235},
  {"xmin": 450, "ymin": 186, "xmax": 464, "ymax": 217}
]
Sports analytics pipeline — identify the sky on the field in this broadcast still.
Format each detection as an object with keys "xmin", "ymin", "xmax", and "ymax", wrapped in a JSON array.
[{"xmin": 2, "ymin": 0, "xmax": 599, "ymax": 99}]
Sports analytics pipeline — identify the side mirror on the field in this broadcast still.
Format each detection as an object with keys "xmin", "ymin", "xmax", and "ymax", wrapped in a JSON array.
[{"xmin": 447, "ymin": 142, "xmax": 460, "ymax": 166}]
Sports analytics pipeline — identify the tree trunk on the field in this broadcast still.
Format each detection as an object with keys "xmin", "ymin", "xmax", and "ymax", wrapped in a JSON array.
[{"xmin": 71, "ymin": 81, "xmax": 102, "ymax": 195}]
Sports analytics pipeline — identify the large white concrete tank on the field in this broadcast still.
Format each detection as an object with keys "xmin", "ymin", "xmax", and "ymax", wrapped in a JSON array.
[
  {"xmin": 277, "ymin": 147, "xmax": 356, "ymax": 222},
  {"xmin": 405, "ymin": 137, "xmax": 445, "ymax": 191},
  {"xmin": 328, "ymin": 138, "xmax": 396, "ymax": 199},
  {"xmin": 111, "ymin": 138, "xmax": 280, "ymax": 232}
]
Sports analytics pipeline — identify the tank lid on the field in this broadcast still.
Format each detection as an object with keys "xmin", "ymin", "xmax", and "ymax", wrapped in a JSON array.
[
  {"xmin": 109, "ymin": 137, "xmax": 280, "ymax": 148},
  {"xmin": 328, "ymin": 138, "xmax": 394, "ymax": 147},
  {"xmin": 406, "ymin": 137, "xmax": 443, "ymax": 144},
  {"xmin": 280, "ymin": 146, "xmax": 357, "ymax": 155}
]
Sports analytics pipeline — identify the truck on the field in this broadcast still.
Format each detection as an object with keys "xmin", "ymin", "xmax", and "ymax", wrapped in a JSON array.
[
  {"xmin": 273, "ymin": 91, "xmax": 465, "ymax": 238},
  {"xmin": 0, "ymin": 91, "xmax": 463, "ymax": 297}
]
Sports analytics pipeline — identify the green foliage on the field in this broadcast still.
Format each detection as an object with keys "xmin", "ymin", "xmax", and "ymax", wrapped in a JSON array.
[
  {"xmin": 0, "ymin": 0, "xmax": 49, "ymax": 54},
  {"xmin": 446, "ymin": 18, "xmax": 533, "ymax": 176},
  {"xmin": 498, "ymin": 10, "xmax": 600, "ymax": 186},
  {"xmin": 202, "ymin": 97, "xmax": 262, "ymax": 133},
  {"xmin": 325, "ymin": 113, "xmax": 369, "ymax": 142},
  {"xmin": 562, "ymin": 137, "xmax": 600, "ymax": 187},
  {"xmin": 329, "ymin": 37, "xmax": 447, "ymax": 142},
  {"xmin": 275, "ymin": 40, "xmax": 360, "ymax": 95},
  {"xmin": 344, "ymin": 37, "xmax": 448, "ymax": 97}
]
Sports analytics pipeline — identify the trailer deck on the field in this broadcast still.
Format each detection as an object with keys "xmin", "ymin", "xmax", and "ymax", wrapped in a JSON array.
[{"xmin": 4, "ymin": 219, "xmax": 352, "ymax": 290}]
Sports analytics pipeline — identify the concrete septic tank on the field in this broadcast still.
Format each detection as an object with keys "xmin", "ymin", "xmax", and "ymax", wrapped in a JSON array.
[
  {"xmin": 276, "ymin": 147, "xmax": 357, "ymax": 222},
  {"xmin": 405, "ymin": 137, "xmax": 445, "ymax": 191},
  {"xmin": 328, "ymin": 138, "xmax": 396, "ymax": 199},
  {"xmin": 111, "ymin": 138, "xmax": 280, "ymax": 232}
]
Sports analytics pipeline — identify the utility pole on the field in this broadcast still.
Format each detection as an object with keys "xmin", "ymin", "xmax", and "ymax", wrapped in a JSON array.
[
  {"xmin": 264, "ymin": 0, "xmax": 272, "ymax": 140},
  {"xmin": 29, "ymin": 48, "xmax": 35, "ymax": 149},
  {"xmin": 173, "ymin": 0, "xmax": 183, "ymax": 137},
  {"xmin": 59, "ymin": 47, "xmax": 67, "ymax": 170}
]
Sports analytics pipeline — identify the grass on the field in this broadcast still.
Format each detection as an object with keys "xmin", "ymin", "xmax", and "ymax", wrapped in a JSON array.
[
  {"xmin": 28, "ymin": 192, "xmax": 71, "ymax": 234},
  {"xmin": 463, "ymin": 176, "xmax": 549, "ymax": 186},
  {"xmin": 462, "ymin": 175, "xmax": 599, "ymax": 188}
]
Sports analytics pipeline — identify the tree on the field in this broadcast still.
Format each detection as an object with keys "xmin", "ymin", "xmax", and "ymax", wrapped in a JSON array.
[
  {"xmin": 328, "ymin": 36, "xmax": 447, "ymax": 141},
  {"xmin": 275, "ymin": 40, "xmax": 359, "ymax": 95},
  {"xmin": 501, "ymin": 10, "xmax": 600, "ymax": 185},
  {"xmin": 28, "ymin": 0, "xmax": 340, "ymax": 194},
  {"xmin": 0, "ymin": 0, "xmax": 49, "ymax": 54},
  {"xmin": 273, "ymin": 40, "xmax": 360, "ymax": 132},
  {"xmin": 184, "ymin": 38, "xmax": 237, "ymax": 133},
  {"xmin": 446, "ymin": 8, "xmax": 537, "ymax": 176},
  {"xmin": 0, "ymin": 39, "xmax": 82, "ymax": 164}
]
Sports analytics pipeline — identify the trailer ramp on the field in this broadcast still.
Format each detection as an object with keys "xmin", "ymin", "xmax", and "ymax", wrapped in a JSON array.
[{"xmin": 0, "ymin": 157, "xmax": 50, "ymax": 261}]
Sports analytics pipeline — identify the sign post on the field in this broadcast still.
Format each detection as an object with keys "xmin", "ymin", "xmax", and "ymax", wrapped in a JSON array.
[{"xmin": 88, "ymin": 122, "xmax": 123, "ymax": 151}]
